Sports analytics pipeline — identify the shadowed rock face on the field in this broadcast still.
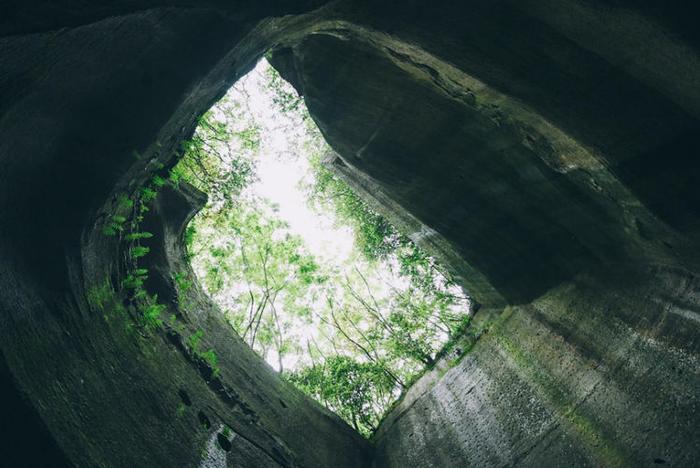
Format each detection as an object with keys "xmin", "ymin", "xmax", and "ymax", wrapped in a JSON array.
[{"xmin": 1, "ymin": 1, "xmax": 699, "ymax": 467}]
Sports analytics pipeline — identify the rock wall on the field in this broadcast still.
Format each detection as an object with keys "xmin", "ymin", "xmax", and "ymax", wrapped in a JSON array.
[
  {"xmin": 270, "ymin": 1, "xmax": 700, "ymax": 306},
  {"xmin": 1, "ymin": 0, "xmax": 699, "ymax": 466},
  {"xmin": 372, "ymin": 268, "xmax": 700, "ymax": 466}
]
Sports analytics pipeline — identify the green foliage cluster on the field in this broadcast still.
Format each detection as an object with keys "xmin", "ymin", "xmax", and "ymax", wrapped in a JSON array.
[
  {"xmin": 264, "ymin": 62, "xmax": 305, "ymax": 115},
  {"xmin": 174, "ymin": 271, "xmax": 193, "ymax": 292},
  {"xmin": 125, "ymin": 231, "xmax": 153, "ymax": 241},
  {"xmin": 184, "ymin": 225, "xmax": 196, "ymax": 252},
  {"xmin": 187, "ymin": 329, "xmax": 220, "ymax": 377},
  {"xmin": 304, "ymin": 156, "xmax": 471, "ymax": 370},
  {"xmin": 117, "ymin": 194, "xmax": 134, "ymax": 210},
  {"xmin": 86, "ymin": 280, "xmax": 115, "ymax": 312},
  {"xmin": 118, "ymin": 169, "xmax": 173, "ymax": 328},
  {"xmin": 86, "ymin": 280, "xmax": 129, "ymax": 326},
  {"xmin": 122, "ymin": 268, "xmax": 148, "ymax": 291},
  {"xmin": 99, "ymin": 163, "xmax": 177, "ymax": 331},
  {"xmin": 309, "ymin": 160, "xmax": 396, "ymax": 259},
  {"xmin": 170, "ymin": 110, "xmax": 258, "ymax": 206},
  {"xmin": 187, "ymin": 329, "xmax": 204, "ymax": 350},
  {"xmin": 188, "ymin": 196, "xmax": 328, "ymax": 374},
  {"xmin": 139, "ymin": 294, "xmax": 165, "ymax": 329},
  {"xmin": 89, "ymin": 110, "xmax": 235, "ymax": 393},
  {"xmin": 173, "ymin": 59, "xmax": 472, "ymax": 437},
  {"xmin": 131, "ymin": 246, "xmax": 150, "ymax": 259},
  {"xmin": 140, "ymin": 186, "xmax": 158, "ymax": 203},
  {"xmin": 286, "ymin": 356, "xmax": 395, "ymax": 437}
]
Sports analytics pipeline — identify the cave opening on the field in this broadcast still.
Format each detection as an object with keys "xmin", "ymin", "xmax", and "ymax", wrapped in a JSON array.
[
  {"xmin": 2, "ymin": 2, "xmax": 699, "ymax": 465},
  {"xmin": 171, "ymin": 57, "xmax": 473, "ymax": 437}
]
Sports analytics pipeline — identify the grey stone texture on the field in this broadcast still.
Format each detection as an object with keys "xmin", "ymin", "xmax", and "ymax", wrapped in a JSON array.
[{"xmin": 0, "ymin": 1, "xmax": 698, "ymax": 466}]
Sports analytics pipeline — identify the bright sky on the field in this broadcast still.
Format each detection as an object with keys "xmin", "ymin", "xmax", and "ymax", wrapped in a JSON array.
[
  {"xmin": 220, "ymin": 59, "xmax": 362, "ymax": 371},
  {"xmin": 255, "ymin": 154, "xmax": 356, "ymax": 263},
  {"xmin": 233, "ymin": 60, "xmax": 356, "ymax": 265}
]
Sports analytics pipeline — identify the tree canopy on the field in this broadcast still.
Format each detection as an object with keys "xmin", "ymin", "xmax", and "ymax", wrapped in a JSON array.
[{"xmin": 173, "ymin": 58, "xmax": 471, "ymax": 437}]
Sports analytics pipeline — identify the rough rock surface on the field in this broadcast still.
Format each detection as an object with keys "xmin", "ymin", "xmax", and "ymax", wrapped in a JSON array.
[
  {"xmin": 1, "ymin": 1, "xmax": 699, "ymax": 466},
  {"xmin": 372, "ymin": 268, "xmax": 700, "ymax": 466}
]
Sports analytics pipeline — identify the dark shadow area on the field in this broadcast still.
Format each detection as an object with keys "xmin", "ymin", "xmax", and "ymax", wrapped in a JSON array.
[{"xmin": 0, "ymin": 351, "xmax": 72, "ymax": 468}]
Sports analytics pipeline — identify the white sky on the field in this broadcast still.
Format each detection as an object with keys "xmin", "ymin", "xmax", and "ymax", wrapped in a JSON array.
[
  {"xmin": 234, "ymin": 60, "xmax": 356, "ymax": 265},
  {"xmin": 221, "ymin": 59, "xmax": 360, "ymax": 371},
  {"xmin": 254, "ymin": 153, "xmax": 356, "ymax": 264}
]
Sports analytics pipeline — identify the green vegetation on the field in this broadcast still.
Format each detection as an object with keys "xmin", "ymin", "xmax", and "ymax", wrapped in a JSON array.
[
  {"xmin": 122, "ymin": 270, "xmax": 147, "ymax": 291},
  {"xmin": 140, "ymin": 186, "xmax": 158, "ymax": 203},
  {"xmin": 151, "ymin": 175, "xmax": 167, "ymax": 188},
  {"xmin": 96, "ymin": 162, "xmax": 174, "ymax": 331},
  {"xmin": 125, "ymin": 231, "xmax": 153, "ymax": 241},
  {"xmin": 170, "ymin": 109, "xmax": 257, "ymax": 206},
  {"xmin": 85, "ymin": 279, "xmax": 129, "ymax": 326},
  {"xmin": 102, "ymin": 214, "xmax": 127, "ymax": 236},
  {"xmin": 86, "ymin": 280, "xmax": 115, "ymax": 312},
  {"xmin": 188, "ymin": 329, "xmax": 204, "ymax": 350},
  {"xmin": 138, "ymin": 294, "xmax": 165, "ymax": 329},
  {"xmin": 130, "ymin": 246, "xmax": 150, "ymax": 259},
  {"xmin": 309, "ymin": 161, "xmax": 394, "ymax": 260},
  {"xmin": 174, "ymin": 271, "xmax": 193, "ymax": 292},
  {"xmin": 187, "ymin": 329, "xmax": 221, "ymax": 377},
  {"xmin": 200, "ymin": 349, "xmax": 220, "ymax": 377},
  {"xmin": 264, "ymin": 61, "xmax": 305, "ymax": 115},
  {"xmin": 287, "ymin": 356, "xmax": 394, "ymax": 436},
  {"xmin": 171, "ymin": 59, "xmax": 472, "ymax": 436},
  {"xmin": 92, "ymin": 167, "xmax": 230, "ymax": 386},
  {"xmin": 118, "ymin": 173, "xmax": 169, "ymax": 328}
]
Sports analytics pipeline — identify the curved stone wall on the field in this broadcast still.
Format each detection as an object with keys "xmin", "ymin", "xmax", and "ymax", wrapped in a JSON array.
[{"xmin": 1, "ymin": 1, "xmax": 698, "ymax": 466}]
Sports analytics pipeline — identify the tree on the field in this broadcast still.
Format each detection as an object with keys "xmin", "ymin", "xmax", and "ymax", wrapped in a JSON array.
[
  {"xmin": 285, "ymin": 356, "xmax": 396, "ymax": 437},
  {"xmin": 171, "ymin": 58, "xmax": 472, "ymax": 438},
  {"xmin": 170, "ymin": 106, "xmax": 258, "ymax": 206},
  {"xmin": 193, "ymin": 196, "xmax": 325, "ymax": 372}
]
